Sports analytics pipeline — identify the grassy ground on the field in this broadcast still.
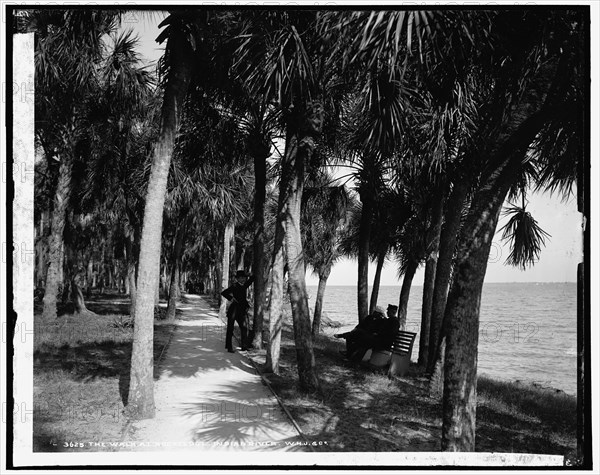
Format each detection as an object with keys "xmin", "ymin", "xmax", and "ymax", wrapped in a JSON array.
[
  {"xmin": 243, "ymin": 310, "xmax": 577, "ymax": 458},
  {"xmin": 33, "ymin": 292, "xmax": 578, "ymax": 459},
  {"xmin": 33, "ymin": 291, "xmax": 176, "ymax": 452}
]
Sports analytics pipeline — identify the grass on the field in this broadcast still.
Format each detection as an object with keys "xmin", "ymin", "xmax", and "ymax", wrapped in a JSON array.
[
  {"xmin": 244, "ymin": 310, "xmax": 578, "ymax": 458},
  {"xmin": 32, "ymin": 292, "xmax": 578, "ymax": 459},
  {"xmin": 33, "ymin": 291, "xmax": 176, "ymax": 452}
]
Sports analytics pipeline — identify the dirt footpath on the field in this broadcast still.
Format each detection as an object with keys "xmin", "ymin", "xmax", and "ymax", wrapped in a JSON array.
[{"xmin": 124, "ymin": 294, "xmax": 306, "ymax": 452}]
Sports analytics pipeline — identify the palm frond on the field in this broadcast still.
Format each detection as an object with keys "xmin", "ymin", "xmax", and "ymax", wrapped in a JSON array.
[{"xmin": 500, "ymin": 205, "xmax": 551, "ymax": 270}]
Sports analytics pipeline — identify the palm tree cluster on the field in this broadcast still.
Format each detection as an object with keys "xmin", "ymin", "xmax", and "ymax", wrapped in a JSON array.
[{"xmin": 23, "ymin": 7, "xmax": 585, "ymax": 451}]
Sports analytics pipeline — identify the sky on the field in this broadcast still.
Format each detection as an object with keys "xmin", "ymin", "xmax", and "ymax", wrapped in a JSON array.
[{"xmin": 123, "ymin": 12, "xmax": 584, "ymax": 286}]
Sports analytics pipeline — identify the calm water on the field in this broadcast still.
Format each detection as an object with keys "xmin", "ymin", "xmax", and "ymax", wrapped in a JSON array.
[{"xmin": 307, "ymin": 282, "xmax": 577, "ymax": 395}]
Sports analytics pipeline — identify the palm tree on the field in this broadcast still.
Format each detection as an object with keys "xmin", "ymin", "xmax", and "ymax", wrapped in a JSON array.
[
  {"xmin": 127, "ymin": 10, "xmax": 205, "ymax": 419},
  {"xmin": 392, "ymin": 193, "xmax": 428, "ymax": 329},
  {"xmin": 25, "ymin": 10, "xmax": 123, "ymax": 319},
  {"xmin": 234, "ymin": 10, "xmax": 336, "ymax": 392},
  {"xmin": 333, "ymin": 85, "xmax": 406, "ymax": 323},
  {"xmin": 78, "ymin": 29, "xmax": 157, "ymax": 316},
  {"xmin": 301, "ymin": 171, "xmax": 351, "ymax": 335},
  {"xmin": 438, "ymin": 10, "xmax": 584, "ymax": 450}
]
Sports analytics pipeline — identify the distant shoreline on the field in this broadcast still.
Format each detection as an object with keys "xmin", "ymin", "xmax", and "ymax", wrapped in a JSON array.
[{"xmin": 307, "ymin": 281, "xmax": 578, "ymax": 286}]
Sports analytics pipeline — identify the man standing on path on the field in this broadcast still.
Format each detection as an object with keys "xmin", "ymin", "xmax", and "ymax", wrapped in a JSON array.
[{"xmin": 221, "ymin": 270, "xmax": 254, "ymax": 353}]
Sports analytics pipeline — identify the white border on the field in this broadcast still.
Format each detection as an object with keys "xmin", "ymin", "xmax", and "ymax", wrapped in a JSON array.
[{"xmin": 1, "ymin": 1, "xmax": 598, "ymax": 474}]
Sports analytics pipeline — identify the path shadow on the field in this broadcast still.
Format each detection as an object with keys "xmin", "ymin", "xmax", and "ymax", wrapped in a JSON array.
[
  {"xmin": 178, "ymin": 380, "xmax": 306, "ymax": 451},
  {"xmin": 154, "ymin": 324, "xmax": 257, "ymax": 380}
]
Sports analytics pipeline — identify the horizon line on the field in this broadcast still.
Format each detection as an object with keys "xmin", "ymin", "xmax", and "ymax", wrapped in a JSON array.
[{"xmin": 306, "ymin": 281, "xmax": 577, "ymax": 286}]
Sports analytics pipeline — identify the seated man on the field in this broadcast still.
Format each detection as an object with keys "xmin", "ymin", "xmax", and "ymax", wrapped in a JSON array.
[
  {"xmin": 378, "ymin": 304, "xmax": 400, "ymax": 350},
  {"xmin": 336, "ymin": 304, "xmax": 398, "ymax": 361}
]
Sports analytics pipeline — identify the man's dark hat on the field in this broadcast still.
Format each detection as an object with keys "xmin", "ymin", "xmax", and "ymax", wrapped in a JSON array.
[
  {"xmin": 387, "ymin": 304, "xmax": 399, "ymax": 312},
  {"xmin": 235, "ymin": 269, "xmax": 249, "ymax": 278}
]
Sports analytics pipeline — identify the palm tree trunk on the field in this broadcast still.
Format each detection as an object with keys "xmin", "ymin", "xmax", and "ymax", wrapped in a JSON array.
[
  {"xmin": 282, "ymin": 103, "xmax": 321, "ymax": 393},
  {"xmin": 126, "ymin": 235, "xmax": 137, "ymax": 316},
  {"xmin": 219, "ymin": 220, "xmax": 235, "ymax": 320},
  {"xmin": 251, "ymin": 136, "xmax": 269, "ymax": 350},
  {"xmin": 127, "ymin": 29, "xmax": 195, "ymax": 420},
  {"xmin": 397, "ymin": 260, "xmax": 417, "ymax": 331},
  {"xmin": 418, "ymin": 187, "xmax": 446, "ymax": 367},
  {"xmin": 369, "ymin": 247, "xmax": 387, "ymax": 315},
  {"xmin": 357, "ymin": 189, "xmax": 374, "ymax": 323},
  {"xmin": 442, "ymin": 199, "xmax": 503, "ymax": 451},
  {"xmin": 265, "ymin": 219, "xmax": 285, "ymax": 374},
  {"xmin": 86, "ymin": 258, "xmax": 94, "ymax": 298},
  {"xmin": 311, "ymin": 266, "xmax": 331, "ymax": 336},
  {"xmin": 577, "ymin": 262, "xmax": 587, "ymax": 463},
  {"xmin": 442, "ymin": 96, "xmax": 555, "ymax": 449},
  {"xmin": 71, "ymin": 280, "xmax": 90, "ymax": 314},
  {"xmin": 265, "ymin": 177, "xmax": 287, "ymax": 374},
  {"xmin": 236, "ymin": 248, "xmax": 246, "ymax": 270},
  {"xmin": 427, "ymin": 180, "xmax": 469, "ymax": 374},
  {"xmin": 43, "ymin": 150, "xmax": 72, "ymax": 319},
  {"xmin": 166, "ymin": 222, "xmax": 186, "ymax": 320},
  {"xmin": 229, "ymin": 233, "xmax": 237, "ymax": 282}
]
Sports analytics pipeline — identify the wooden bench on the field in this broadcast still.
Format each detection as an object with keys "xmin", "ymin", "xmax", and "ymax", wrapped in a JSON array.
[
  {"xmin": 361, "ymin": 330, "xmax": 417, "ymax": 377},
  {"xmin": 388, "ymin": 330, "xmax": 417, "ymax": 377}
]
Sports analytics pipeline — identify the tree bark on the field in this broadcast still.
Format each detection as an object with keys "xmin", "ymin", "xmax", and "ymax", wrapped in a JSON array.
[
  {"xmin": 236, "ymin": 248, "xmax": 246, "ymax": 271},
  {"xmin": 265, "ymin": 220, "xmax": 285, "ymax": 375},
  {"xmin": 43, "ymin": 150, "xmax": 72, "ymax": 319},
  {"xmin": 71, "ymin": 281, "xmax": 90, "ymax": 315},
  {"xmin": 311, "ymin": 266, "xmax": 331, "ymax": 336},
  {"xmin": 166, "ymin": 222, "xmax": 186, "ymax": 320},
  {"xmin": 397, "ymin": 260, "xmax": 417, "ymax": 331},
  {"xmin": 418, "ymin": 186, "xmax": 446, "ymax": 367},
  {"xmin": 357, "ymin": 188, "xmax": 374, "ymax": 323},
  {"xmin": 86, "ymin": 258, "xmax": 94, "ymax": 298},
  {"xmin": 427, "ymin": 180, "xmax": 470, "ymax": 374},
  {"xmin": 127, "ymin": 26, "xmax": 195, "ymax": 420},
  {"xmin": 442, "ymin": 194, "xmax": 504, "ymax": 451},
  {"xmin": 251, "ymin": 132, "xmax": 269, "ymax": 350},
  {"xmin": 369, "ymin": 247, "xmax": 387, "ymax": 315},
  {"xmin": 126, "ymin": 235, "xmax": 137, "ymax": 317},
  {"xmin": 219, "ymin": 220, "xmax": 235, "ymax": 320},
  {"xmin": 282, "ymin": 103, "xmax": 321, "ymax": 393}
]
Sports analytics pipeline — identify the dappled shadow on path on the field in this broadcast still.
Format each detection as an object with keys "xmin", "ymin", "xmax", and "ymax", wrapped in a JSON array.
[
  {"xmin": 154, "ymin": 325, "xmax": 256, "ymax": 379},
  {"xmin": 152, "ymin": 295, "xmax": 256, "ymax": 380},
  {"xmin": 126, "ymin": 294, "xmax": 306, "ymax": 451},
  {"xmin": 177, "ymin": 380, "xmax": 305, "ymax": 451}
]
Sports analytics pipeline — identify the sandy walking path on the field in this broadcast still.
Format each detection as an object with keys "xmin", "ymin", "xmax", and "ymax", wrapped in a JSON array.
[{"xmin": 125, "ymin": 294, "xmax": 306, "ymax": 452}]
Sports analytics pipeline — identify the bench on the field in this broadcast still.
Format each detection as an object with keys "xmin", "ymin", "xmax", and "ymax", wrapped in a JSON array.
[{"xmin": 361, "ymin": 330, "xmax": 417, "ymax": 377}]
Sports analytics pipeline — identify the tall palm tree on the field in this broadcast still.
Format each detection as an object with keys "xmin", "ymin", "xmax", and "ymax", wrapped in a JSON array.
[
  {"xmin": 301, "ymin": 171, "xmax": 351, "ymax": 335},
  {"xmin": 234, "ymin": 10, "xmax": 335, "ymax": 392},
  {"xmin": 438, "ymin": 10, "xmax": 584, "ymax": 451},
  {"xmin": 25, "ymin": 9, "xmax": 123, "ymax": 319},
  {"xmin": 127, "ymin": 10, "xmax": 206, "ymax": 419},
  {"xmin": 79, "ymin": 29, "xmax": 157, "ymax": 316}
]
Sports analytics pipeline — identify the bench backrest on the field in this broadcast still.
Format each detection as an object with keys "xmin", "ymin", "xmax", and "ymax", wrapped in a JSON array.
[{"xmin": 391, "ymin": 330, "xmax": 417, "ymax": 356}]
